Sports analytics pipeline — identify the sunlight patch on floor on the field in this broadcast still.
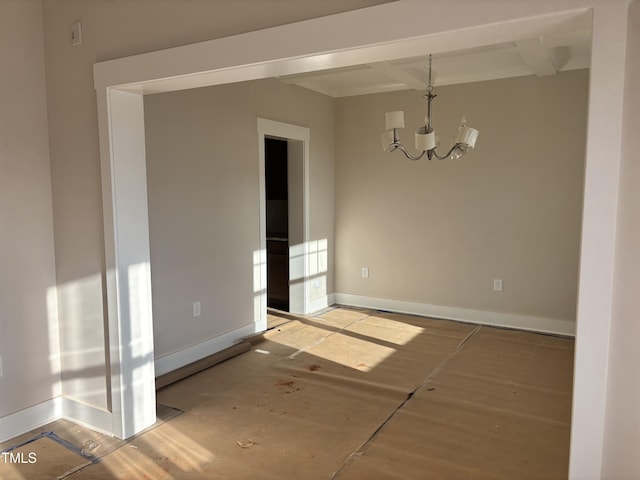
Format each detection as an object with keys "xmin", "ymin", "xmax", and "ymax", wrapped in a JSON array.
[{"xmin": 348, "ymin": 316, "xmax": 424, "ymax": 346}]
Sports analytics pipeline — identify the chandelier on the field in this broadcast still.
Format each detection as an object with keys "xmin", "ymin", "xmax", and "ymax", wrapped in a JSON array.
[{"xmin": 382, "ymin": 54, "xmax": 479, "ymax": 161}]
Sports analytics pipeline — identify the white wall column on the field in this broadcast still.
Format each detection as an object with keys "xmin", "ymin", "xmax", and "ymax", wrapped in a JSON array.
[
  {"xmin": 97, "ymin": 88, "xmax": 156, "ymax": 439},
  {"xmin": 569, "ymin": 3, "xmax": 629, "ymax": 478}
]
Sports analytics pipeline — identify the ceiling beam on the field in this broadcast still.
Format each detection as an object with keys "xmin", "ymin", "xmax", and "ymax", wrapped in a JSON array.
[
  {"xmin": 277, "ymin": 65, "xmax": 363, "ymax": 84},
  {"xmin": 515, "ymin": 38, "xmax": 557, "ymax": 76},
  {"xmin": 366, "ymin": 61, "xmax": 427, "ymax": 90}
]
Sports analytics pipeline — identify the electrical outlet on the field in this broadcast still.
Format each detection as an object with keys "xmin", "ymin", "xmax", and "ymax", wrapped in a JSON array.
[
  {"xmin": 493, "ymin": 279, "xmax": 503, "ymax": 292},
  {"xmin": 193, "ymin": 301, "xmax": 201, "ymax": 317},
  {"xmin": 361, "ymin": 266, "xmax": 369, "ymax": 278}
]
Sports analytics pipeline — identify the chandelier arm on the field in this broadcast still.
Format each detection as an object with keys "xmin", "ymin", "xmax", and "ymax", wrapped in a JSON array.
[
  {"xmin": 393, "ymin": 143, "xmax": 428, "ymax": 161},
  {"xmin": 432, "ymin": 143, "xmax": 465, "ymax": 160}
]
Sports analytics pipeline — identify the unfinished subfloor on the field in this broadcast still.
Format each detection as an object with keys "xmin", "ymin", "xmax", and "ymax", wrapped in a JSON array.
[{"xmin": 0, "ymin": 307, "xmax": 574, "ymax": 479}]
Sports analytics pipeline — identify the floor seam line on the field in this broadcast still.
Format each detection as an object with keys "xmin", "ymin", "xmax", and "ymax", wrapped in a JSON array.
[{"xmin": 330, "ymin": 324, "xmax": 482, "ymax": 479}]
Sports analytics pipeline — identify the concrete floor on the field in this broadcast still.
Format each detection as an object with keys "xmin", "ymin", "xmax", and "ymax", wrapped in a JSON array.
[{"xmin": 0, "ymin": 307, "xmax": 574, "ymax": 479}]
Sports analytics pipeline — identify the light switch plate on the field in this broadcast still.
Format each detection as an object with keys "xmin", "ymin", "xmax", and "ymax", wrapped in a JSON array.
[{"xmin": 71, "ymin": 22, "xmax": 82, "ymax": 46}]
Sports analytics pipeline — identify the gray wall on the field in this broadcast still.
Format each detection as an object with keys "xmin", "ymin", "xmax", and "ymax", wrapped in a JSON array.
[
  {"xmin": 335, "ymin": 70, "xmax": 588, "ymax": 325},
  {"xmin": 144, "ymin": 78, "xmax": 336, "ymax": 358},
  {"xmin": 0, "ymin": 0, "xmax": 60, "ymax": 417}
]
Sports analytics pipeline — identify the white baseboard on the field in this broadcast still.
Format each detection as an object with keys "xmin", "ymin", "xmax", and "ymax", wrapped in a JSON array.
[
  {"xmin": 0, "ymin": 397, "xmax": 118, "ymax": 445},
  {"xmin": 0, "ymin": 397, "xmax": 62, "ymax": 444},
  {"xmin": 1, "ymin": 321, "xmax": 289, "ymax": 444},
  {"xmin": 61, "ymin": 397, "xmax": 113, "ymax": 437},
  {"xmin": 154, "ymin": 323, "xmax": 258, "ymax": 377},
  {"xmin": 333, "ymin": 293, "xmax": 575, "ymax": 337},
  {"xmin": 307, "ymin": 293, "xmax": 335, "ymax": 315}
]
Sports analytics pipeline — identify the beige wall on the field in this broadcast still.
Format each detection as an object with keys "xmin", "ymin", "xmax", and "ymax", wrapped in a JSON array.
[
  {"xmin": 603, "ymin": 1, "xmax": 640, "ymax": 476},
  {"xmin": 335, "ymin": 70, "xmax": 588, "ymax": 324},
  {"xmin": 0, "ymin": 0, "xmax": 60, "ymax": 417},
  {"xmin": 144, "ymin": 78, "xmax": 335, "ymax": 358}
]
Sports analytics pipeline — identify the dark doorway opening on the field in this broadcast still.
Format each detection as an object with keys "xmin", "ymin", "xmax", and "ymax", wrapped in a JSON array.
[{"xmin": 265, "ymin": 137, "xmax": 290, "ymax": 311}]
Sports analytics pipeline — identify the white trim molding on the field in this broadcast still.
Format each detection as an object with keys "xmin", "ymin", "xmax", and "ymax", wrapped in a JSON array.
[
  {"xmin": 0, "ymin": 398, "xmax": 117, "ymax": 445},
  {"xmin": 154, "ymin": 324, "xmax": 258, "ymax": 377},
  {"xmin": 257, "ymin": 118, "xmax": 311, "ymax": 316},
  {"xmin": 0, "ymin": 398, "xmax": 62, "ymax": 444},
  {"xmin": 334, "ymin": 293, "xmax": 575, "ymax": 337},
  {"xmin": 61, "ymin": 398, "xmax": 113, "ymax": 438},
  {"xmin": 307, "ymin": 293, "xmax": 336, "ymax": 315},
  {"xmin": 97, "ymin": 87, "xmax": 156, "ymax": 440}
]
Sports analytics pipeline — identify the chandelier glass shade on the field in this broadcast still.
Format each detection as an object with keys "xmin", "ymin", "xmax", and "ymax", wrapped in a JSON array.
[{"xmin": 382, "ymin": 54, "xmax": 479, "ymax": 161}]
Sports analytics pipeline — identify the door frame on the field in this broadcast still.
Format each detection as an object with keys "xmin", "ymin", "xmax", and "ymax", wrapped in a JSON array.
[{"xmin": 257, "ymin": 118, "xmax": 310, "ymax": 321}]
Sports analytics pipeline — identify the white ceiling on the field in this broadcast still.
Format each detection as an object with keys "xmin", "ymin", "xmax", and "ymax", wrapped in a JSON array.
[{"xmin": 277, "ymin": 14, "xmax": 592, "ymax": 98}]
